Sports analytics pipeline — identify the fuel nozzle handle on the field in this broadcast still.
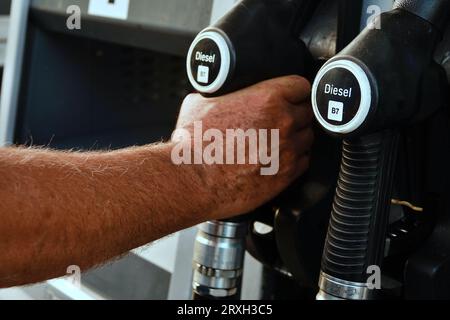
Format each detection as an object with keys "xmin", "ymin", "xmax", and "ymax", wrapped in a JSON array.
[
  {"xmin": 187, "ymin": 0, "xmax": 318, "ymax": 301},
  {"xmin": 394, "ymin": 0, "xmax": 450, "ymax": 32},
  {"xmin": 186, "ymin": 0, "xmax": 317, "ymax": 96},
  {"xmin": 312, "ymin": 1, "xmax": 448, "ymax": 300}
]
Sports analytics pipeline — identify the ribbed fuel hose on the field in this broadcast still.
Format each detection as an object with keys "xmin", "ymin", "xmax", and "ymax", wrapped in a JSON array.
[{"xmin": 318, "ymin": 131, "xmax": 399, "ymax": 299}]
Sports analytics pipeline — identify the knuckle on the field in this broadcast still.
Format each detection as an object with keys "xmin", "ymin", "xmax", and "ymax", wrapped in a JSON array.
[
  {"xmin": 278, "ymin": 75, "xmax": 311, "ymax": 95},
  {"xmin": 260, "ymin": 89, "xmax": 278, "ymax": 106},
  {"xmin": 281, "ymin": 114, "xmax": 295, "ymax": 131},
  {"xmin": 300, "ymin": 77, "xmax": 312, "ymax": 93},
  {"xmin": 277, "ymin": 105, "xmax": 293, "ymax": 121},
  {"xmin": 277, "ymin": 107, "xmax": 295, "ymax": 128},
  {"xmin": 184, "ymin": 93, "xmax": 200, "ymax": 104},
  {"xmin": 181, "ymin": 93, "xmax": 202, "ymax": 111},
  {"xmin": 290, "ymin": 75, "xmax": 312, "ymax": 92},
  {"xmin": 281, "ymin": 147, "xmax": 297, "ymax": 165}
]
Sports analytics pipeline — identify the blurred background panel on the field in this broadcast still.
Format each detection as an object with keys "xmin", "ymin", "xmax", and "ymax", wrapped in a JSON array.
[
  {"xmin": 0, "ymin": 0, "xmax": 11, "ymax": 90},
  {"xmin": 0, "ymin": 0, "xmax": 11, "ymax": 15}
]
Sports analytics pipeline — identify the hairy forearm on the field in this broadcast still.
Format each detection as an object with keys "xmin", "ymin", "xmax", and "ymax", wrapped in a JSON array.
[{"xmin": 0, "ymin": 143, "xmax": 214, "ymax": 288}]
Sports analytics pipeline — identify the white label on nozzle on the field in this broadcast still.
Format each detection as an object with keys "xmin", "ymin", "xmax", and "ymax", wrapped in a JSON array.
[
  {"xmin": 197, "ymin": 66, "xmax": 210, "ymax": 84},
  {"xmin": 196, "ymin": 52, "xmax": 216, "ymax": 63},
  {"xmin": 328, "ymin": 100, "xmax": 344, "ymax": 122}
]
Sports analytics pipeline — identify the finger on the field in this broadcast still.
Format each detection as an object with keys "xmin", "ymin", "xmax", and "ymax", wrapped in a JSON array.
[
  {"xmin": 295, "ymin": 154, "xmax": 311, "ymax": 176},
  {"xmin": 288, "ymin": 102, "xmax": 314, "ymax": 131},
  {"xmin": 264, "ymin": 75, "xmax": 312, "ymax": 104},
  {"xmin": 290, "ymin": 127, "xmax": 315, "ymax": 156}
]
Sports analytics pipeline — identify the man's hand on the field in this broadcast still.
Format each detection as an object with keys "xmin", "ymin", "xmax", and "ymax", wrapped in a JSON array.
[
  {"xmin": 0, "ymin": 75, "xmax": 313, "ymax": 288},
  {"xmin": 175, "ymin": 75, "xmax": 314, "ymax": 219}
]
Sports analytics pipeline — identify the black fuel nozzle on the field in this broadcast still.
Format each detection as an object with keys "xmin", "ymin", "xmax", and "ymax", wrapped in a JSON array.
[
  {"xmin": 187, "ymin": 0, "xmax": 319, "ymax": 300},
  {"xmin": 186, "ymin": 0, "xmax": 317, "ymax": 97},
  {"xmin": 311, "ymin": 0, "xmax": 449, "ymax": 300}
]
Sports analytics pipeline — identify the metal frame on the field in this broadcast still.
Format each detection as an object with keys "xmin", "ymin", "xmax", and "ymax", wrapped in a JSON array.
[{"xmin": 0, "ymin": 0, "xmax": 30, "ymax": 146}]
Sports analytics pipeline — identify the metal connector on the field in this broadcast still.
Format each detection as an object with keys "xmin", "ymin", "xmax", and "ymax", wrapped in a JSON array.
[
  {"xmin": 192, "ymin": 220, "xmax": 248, "ymax": 299},
  {"xmin": 317, "ymin": 272, "xmax": 372, "ymax": 300}
]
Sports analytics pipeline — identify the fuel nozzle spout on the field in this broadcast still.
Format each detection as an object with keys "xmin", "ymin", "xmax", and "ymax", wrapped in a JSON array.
[
  {"xmin": 187, "ymin": 0, "xmax": 319, "ymax": 301},
  {"xmin": 186, "ymin": 0, "xmax": 318, "ymax": 96},
  {"xmin": 192, "ymin": 220, "xmax": 248, "ymax": 300}
]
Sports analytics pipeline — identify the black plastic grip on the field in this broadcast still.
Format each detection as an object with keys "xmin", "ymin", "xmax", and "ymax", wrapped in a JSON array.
[
  {"xmin": 321, "ymin": 131, "xmax": 399, "ymax": 283},
  {"xmin": 394, "ymin": 0, "xmax": 450, "ymax": 32}
]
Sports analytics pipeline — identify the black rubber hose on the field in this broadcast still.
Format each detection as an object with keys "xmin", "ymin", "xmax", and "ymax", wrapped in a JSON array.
[{"xmin": 321, "ymin": 131, "xmax": 399, "ymax": 283}]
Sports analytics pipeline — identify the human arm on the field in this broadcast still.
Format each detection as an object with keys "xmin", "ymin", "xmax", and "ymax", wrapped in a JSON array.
[{"xmin": 0, "ymin": 76, "xmax": 313, "ymax": 288}]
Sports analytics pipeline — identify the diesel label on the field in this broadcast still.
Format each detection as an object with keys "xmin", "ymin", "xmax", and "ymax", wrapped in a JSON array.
[
  {"xmin": 324, "ymin": 84, "xmax": 353, "ymax": 98},
  {"xmin": 195, "ymin": 51, "xmax": 216, "ymax": 63}
]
